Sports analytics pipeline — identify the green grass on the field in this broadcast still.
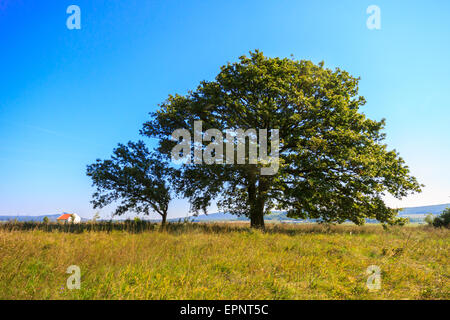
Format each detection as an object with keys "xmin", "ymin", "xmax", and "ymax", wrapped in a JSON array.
[{"xmin": 0, "ymin": 222, "xmax": 448, "ymax": 299}]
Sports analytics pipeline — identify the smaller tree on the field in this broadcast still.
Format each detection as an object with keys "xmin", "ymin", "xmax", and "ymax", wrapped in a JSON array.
[
  {"xmin": 87, "ymin": 141, "xmax": 172, "ymax": 227},
  {"xmin": 42, "ymin": 216, "xmax": 49, "ymax": 224},
  {"xmin": 424, "ymin": 213, "xmax": 434, "ymax": 226}
]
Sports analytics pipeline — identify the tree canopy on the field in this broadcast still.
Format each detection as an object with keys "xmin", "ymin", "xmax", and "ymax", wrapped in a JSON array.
[
  {"xmin": 86, "ymin": 141, "xmax": 172, "ymax": 226},
  {"xmin": 142, "ymin": 50, "xmax": 421, "ymax": 228}
]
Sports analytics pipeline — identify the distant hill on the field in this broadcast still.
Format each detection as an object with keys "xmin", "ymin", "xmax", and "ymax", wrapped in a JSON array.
[
  {"xmin": 1, "ymin": 203, "xmax": 448, "ymax": 223},
  {"xmin": 169, "ymin": 212, "xmax": 247, "ymax": 222},
  {"xmin": 174, "ymin": 203, "xmax": 450, "ymax": 223},
  {"xmin": 0, "ymin": 214, "xmax": 61, "ymax": 222},
  {"xmin": 398, "ymin": 203, "xmax": 449, "ymax": 215},
  {"xmin": 178, "ymin": 211, "xmax": 303, "ymax": 222},
  {"xmin": 0, "ymin": 213, "xmax": 89, "ymax": 222}
]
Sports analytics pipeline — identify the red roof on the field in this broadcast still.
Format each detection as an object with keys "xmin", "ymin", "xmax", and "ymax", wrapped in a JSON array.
[{"xmin": 57, "ymin": 214, "xmax": 72, "ymax": 220}]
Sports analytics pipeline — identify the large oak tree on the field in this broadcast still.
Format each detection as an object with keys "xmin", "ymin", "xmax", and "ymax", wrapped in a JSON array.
[{"xmin": 143, "ymin": 50, "xmax": 421, "ymax": 229}]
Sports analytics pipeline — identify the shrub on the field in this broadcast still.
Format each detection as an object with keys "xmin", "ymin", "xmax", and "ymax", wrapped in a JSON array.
[
  {"xmin": 424, "ymin": 213, "xmax": 435, "ymax": 226},
  {"xmin": 432, "ymin": 207, "xmax": 450, "ymax": 228}
]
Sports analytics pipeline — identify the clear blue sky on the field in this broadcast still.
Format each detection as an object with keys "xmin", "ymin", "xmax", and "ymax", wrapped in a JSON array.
[{"xmin": 1, "ymin": 0, "xmax": 449, "ymax": 219}]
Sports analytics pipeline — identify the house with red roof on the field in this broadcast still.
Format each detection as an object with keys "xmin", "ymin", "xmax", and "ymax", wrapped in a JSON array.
[{"xmin": 57, "ymin": 213, "xmax": 81, "ymax": 224}]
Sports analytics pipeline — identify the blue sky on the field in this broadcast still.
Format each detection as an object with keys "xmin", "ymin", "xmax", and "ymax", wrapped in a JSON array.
[{"xmin": 0, "ymin": 0, "xmax": 449, "ymax": 219}]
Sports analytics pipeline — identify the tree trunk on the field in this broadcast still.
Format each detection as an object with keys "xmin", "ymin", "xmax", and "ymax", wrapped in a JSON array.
[
  {"xmin": 161, "ymin": 213, "xmax": 167, "ymax": 230},
  {"xmin": 248, "ymin": 174, "xmax": 266, "ymax": 230},
  {"xmin": 250, "ymin": 204, "xmax": 265, "ymax": 229}
]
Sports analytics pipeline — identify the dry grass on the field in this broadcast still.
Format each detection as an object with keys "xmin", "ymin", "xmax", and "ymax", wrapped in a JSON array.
[{"xmin": 0, "ymin": 222, "xmax": 448, "ymax": 299}]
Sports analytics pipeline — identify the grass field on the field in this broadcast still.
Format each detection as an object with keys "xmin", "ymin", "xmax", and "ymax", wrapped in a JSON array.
[{"xmin": 0, "ymin": 222, "xmax": 448, "ymax": 300}]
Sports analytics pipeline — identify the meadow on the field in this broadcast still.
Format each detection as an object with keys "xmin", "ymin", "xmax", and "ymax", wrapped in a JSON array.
[{"xmin": 0, "ymin": 222, "xmax": 448, "ymax": 300}]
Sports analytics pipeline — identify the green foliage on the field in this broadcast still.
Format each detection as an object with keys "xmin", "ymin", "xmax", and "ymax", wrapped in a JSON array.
[
  {"xmin": 86, "ymin": 141, "xmax": 172, "ymax": 225},
  {"xmin": 424, "ymin": 213, "xmax": 435, "ymax": 226},
  {"xmin": 142, "ymin": 50, "xmax": 422, "ymax": 228},
  {"xmin": 433, "ymin": 207, "xmax": 450, "ymax": 228},
  {"xmin": 42, "ymin": 216, "xmax": 49, "ymax": 224}
]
